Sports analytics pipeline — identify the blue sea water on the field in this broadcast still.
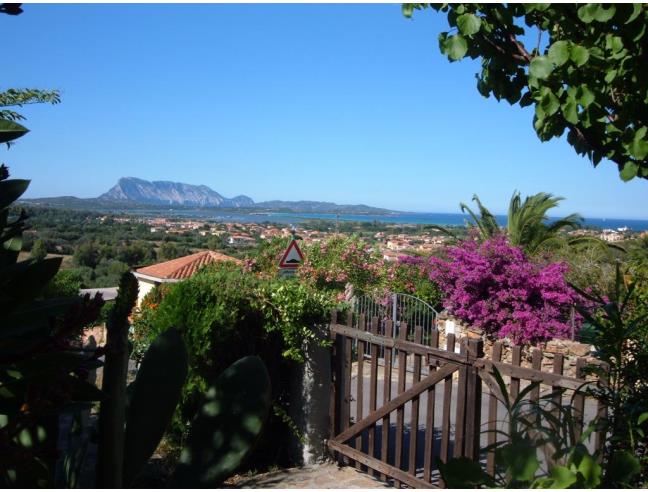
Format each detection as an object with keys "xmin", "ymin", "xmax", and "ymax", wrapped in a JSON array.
[{"xmin": 152, "ymin": 209, "xmax": 648, "ymax": 231}]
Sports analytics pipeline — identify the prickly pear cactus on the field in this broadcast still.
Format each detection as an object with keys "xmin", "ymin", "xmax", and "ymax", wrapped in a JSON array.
[
  {"xmin": 96, "ymin": 272, "xmax": 138, "ymax": 488},
  {"xmin": 122, "ymin": 328, "xmax": 188, "ymax": 486},
  {"xmin": 170, "ymin": 356, "xmax": 272, "ymax": 488}
]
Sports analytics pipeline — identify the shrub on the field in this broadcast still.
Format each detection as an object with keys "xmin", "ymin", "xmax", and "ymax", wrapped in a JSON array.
[
  {"xmin": 298, "ymin": 235, "xmax": 386, "ymax": 295},
  {"xmin": 389, "ymin": 255, "xmax": 444, "ymax": 310},
  {"xmin": 131, "ymin": 262, "xmax": 335, "ymax": 468},
  {"xmin": 41, "ymin": 269, "xmax": 84, "ymax": 298},
  {"xmin": 429, "ymin": 235, "xmax": 582, "ymax": 344}
]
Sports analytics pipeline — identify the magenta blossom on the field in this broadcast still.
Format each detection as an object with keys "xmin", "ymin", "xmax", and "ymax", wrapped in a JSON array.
[{"xmin": 428, "ymin": 236, "xmax": 582, "ymax": 344}]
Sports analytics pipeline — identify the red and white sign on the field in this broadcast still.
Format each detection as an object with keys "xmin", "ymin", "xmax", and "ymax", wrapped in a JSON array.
[{"xmin": 279, "ymin": 239, "xmax": 304, "ymax": 269}]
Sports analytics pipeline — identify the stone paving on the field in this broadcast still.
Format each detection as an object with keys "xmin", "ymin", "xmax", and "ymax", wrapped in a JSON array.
[{"xmin": 229, "ymin": 462, "xmax": 393, "ymax": 489}]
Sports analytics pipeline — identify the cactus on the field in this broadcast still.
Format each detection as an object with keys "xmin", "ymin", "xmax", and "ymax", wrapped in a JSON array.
[
  {"xmin": 96, "ymin": 272, "xmax": 138, "ymax": 488},
  {"xmin": 170, "ymin": 356, "xmax": 272, "ymax": 488},
  {"xmin": 122, "ymin": 328, "xmax": 188, "ymax": 486}
]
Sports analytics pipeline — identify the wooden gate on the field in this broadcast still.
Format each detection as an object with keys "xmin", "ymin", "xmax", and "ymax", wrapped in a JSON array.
[{"xmin": 327, "ymin": 310, "xmax": 605, "ymax": 488}]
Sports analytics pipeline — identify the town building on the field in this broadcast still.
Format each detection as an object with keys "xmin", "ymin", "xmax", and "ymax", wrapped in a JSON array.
[{"xmin": 132, "ymin": 250, "xmax": 242, "ymax": 306}]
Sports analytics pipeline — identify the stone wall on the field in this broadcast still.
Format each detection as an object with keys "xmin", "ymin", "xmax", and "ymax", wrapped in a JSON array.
[{"xmin": 436, "ymin": 315, "xmax": 598, "ymax": 380}]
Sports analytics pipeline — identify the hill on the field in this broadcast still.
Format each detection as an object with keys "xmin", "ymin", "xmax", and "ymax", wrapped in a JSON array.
[{"xmin": 22, "ymin": 177, "xmax": 396, "ymax": 214}]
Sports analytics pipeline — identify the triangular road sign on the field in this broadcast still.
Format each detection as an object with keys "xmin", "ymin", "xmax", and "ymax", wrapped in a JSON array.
[{"xmin": 279, "ymin": 239, "xmax": 304, "ymax": 268}]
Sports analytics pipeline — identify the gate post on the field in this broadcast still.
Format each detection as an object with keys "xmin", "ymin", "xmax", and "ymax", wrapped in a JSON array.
[
  {"xmin": 464, "ymin": 338, "xmax": 484, "ymax": 461},
  {"xmin": 329, "ymin": 310, "xmax": 343, "ymax": 463}
]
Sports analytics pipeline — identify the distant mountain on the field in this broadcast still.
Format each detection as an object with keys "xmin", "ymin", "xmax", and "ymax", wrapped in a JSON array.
[
  {"xmin": 21, "ymin": 177, "xmax": 397, "ymax": 214},
  {"xmin": 100, "ymin": 177, "xmax": 254, "ymax": 208},
  {"xmin": 254, "ymin": 200, "xmax": 393, "ymax": 214}
]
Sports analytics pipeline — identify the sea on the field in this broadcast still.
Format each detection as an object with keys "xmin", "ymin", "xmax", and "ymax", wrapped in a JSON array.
[{"xmin": 131, "ymin": 209, "xmax": 648, "ymax": 232}]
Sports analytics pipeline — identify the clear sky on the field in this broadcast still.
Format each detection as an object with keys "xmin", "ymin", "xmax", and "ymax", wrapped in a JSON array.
[{"xmin": 4, "ymin": 3, "xmax": 647, "ymax": 219}]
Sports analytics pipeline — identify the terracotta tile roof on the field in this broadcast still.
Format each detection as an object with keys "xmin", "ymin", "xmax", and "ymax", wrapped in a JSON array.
[{"xmin": 134, "ymin": 250, "xmax": 243, "ymax": 280}]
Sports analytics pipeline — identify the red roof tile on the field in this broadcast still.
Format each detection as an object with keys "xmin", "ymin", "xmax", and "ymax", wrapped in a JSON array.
[{"xmin": 134, "ymin": 250, "xmax": 242, "ymax": 280}]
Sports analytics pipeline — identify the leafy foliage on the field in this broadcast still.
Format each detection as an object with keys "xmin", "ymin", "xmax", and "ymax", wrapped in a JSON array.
[
  {"xmin": 429, "ymin": 235, "xmax": 583, "ymax": 343},
  {"xmin": 131, "ymin": 261, "xmax": 334, "ymax": 465},
  {"xmin": 298, "ymin": 235, "xmax": 387, "ymax": 295},
  {"xmin": 441, "ymin": 190, "xmax": 607, "ymax": 256},
  {"xmin": 30, "ymin": 238, "xmax": 47, "ymax": 261},
  {"xmin": 0, "ymin": 88, "xmax": 60, "ymax": 124},
  {"xmin": 257, "ymin": 279, "xmax": 334, "ymax": 362},
  {"xmin": 404, "ymin": 4, "xmax": 648, "ymax": 181},
  {"xmin": 0, "ymin": 157, "xmax": 103, "ymax": 486},
  {"xmin": 572, "ymin": 263, "xmax": 648, "ymax": 483},
  {"xmin": 41, "ymin": 269, "xmax": 84, "ymax": 298},
  {"xmin": 389, "ymin": 255, "xmax": 444, "ymax": 309},
  {"xmin": 439, "ymin": 367, "xmax": 646, "ymax": 488}
]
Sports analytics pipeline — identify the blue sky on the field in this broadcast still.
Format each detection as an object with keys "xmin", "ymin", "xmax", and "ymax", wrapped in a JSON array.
[{"xmin": 4, "ymin": 4, "xmax": 647, "ymax": 219}]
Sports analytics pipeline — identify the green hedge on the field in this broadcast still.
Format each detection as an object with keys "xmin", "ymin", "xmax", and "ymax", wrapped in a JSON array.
[{"xmin": 132, "ymin": 262, "xmax": 335, "ymax": 467}]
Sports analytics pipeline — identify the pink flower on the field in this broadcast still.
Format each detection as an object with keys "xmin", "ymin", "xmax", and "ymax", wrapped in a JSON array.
[{"xmin": 428, "ymin": 236, "xmax": 583, "ymax": 344}]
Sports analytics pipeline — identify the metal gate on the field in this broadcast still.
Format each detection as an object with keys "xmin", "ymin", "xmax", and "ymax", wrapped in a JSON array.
[{"xmin": 353, "ymin": 293, "xmax": 439, "ymax": 354}]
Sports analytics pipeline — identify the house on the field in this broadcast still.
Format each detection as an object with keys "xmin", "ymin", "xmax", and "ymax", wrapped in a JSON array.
[
  {"xmin": 228, "ymin": 235, "xmax": 256, "ymax": 247},
  {"xmin": 132, "ymin": 250, "xmax": 242, "ymax": 306}
]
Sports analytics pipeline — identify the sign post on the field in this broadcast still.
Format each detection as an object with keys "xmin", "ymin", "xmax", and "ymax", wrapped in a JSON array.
[{"xmin": 278, "ymin": 237, "xmax": 304, "ymax": 277}]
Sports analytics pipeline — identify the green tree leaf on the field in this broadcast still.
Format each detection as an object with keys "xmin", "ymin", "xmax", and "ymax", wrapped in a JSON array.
[
  {"xmin": 620, "ymin": 161, "xmax": 639, "ymax": 181},
  {"xmin": 576, "ymin": 85, "xmax": 595, "ymax": 107},
  {"xmin": 548, "ymin": 40, "xmax": 570, "ymax": 66},
  {"xmin": 576, "ymin": 452, "xmax": 602, "ymax": 488},
  {"xmin": 442, "ymin": 34, "xmax": 468, "ymax": 60},
  {"xmin": 561, "ymin": 99, "xmax": 579, "ymax": 125},
  {"xmin": 570, "ymin": 45, "xmax": 590, "ymax": 66},
  {"xmin": 497, "ymin": 441, "xmax": 540, "ymax": 483},
  {"xmin": 607, "ymin": 451, "xmax": 641, "ymax": 486},
  {"xmin": 529, "ymin": 56, "xmax": 553, "ymax": 79},
  {"xmin": 546, "ymin": 465, "xmax": 578, "ymax": 488},
  {"xmin": 457, "ymin": 13, "xmax": 481, "ymax": 36},
  {"xmin": 594, "ymin": 4, "xmax": 616, "ymax": 22},
  {"xmin": 577, "ymin": 3, "xmax": 598, "ymax": 23},
  {"xmin": 630, "ymin": 127, "xmax": 648, "ymax": 159},
  {"xmin": 540, "ymin": 90, "xmax": 560, "ymax": 116}
]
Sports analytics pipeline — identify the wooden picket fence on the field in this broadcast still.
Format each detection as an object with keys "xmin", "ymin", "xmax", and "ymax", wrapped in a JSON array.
[{"xmin": 327, "ymin": 310, "xmax": 606, "ymax": 488}]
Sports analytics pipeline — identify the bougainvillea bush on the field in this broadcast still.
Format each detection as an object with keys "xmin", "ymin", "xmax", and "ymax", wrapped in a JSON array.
[
  {"xmin": 298, "ymin": 235, "xmax": 386, "ymax": 295},
  {"xmin": 428, "ymin": 235, "xmax": 582, "ymax": 344}
]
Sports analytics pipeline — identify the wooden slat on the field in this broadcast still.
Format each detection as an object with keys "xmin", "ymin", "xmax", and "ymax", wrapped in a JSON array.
[
  {"xmin": 551, "ymin": 354, "xmax": 564, "ymax": 406},
  {"xmin": 595, "ymin": 365, "xmax": 609, "ymax": 458},
  {"xmin": 423, "ymin": 330, "xmax": 439, "ymax": 483},
  {"xmin": 328, "ymin": 440, "xmax": 438, "ymax": 489},
  {"xmin": 408, "ymin": 326, "xmax": 423, "ymax": 475},
  {"xmin": 510, "ymin": 345, "xmax": 522, "ymax": 401},
  {"xmin": 334, "ymin": 364, "xmax": 458, "ymax": 445},
  {"xmin": 464, "ymin": 339, "xmax": 483, "ymax": 460},
  {"xmin": 573, "ymin": 358, "xmax": 586, "ymax": 441},
  {"xmin": 355, "ymin": 314, "xmax": 366, "ymax": 470},
  {"xmin": 475, "ymin": 359, "xmax": 592, "ymax": 392},
  {"xmin": 486, "ymin": 342, "xmax": 502, "ymax": 476},
  {"xmin": 548, "ymin": 353, "xmax": 565, "ymax": 468},
  {"xmin": 453, "ymin": 340, "xmax": 468, "ymax": 458},
  {"xmin": 329, "ymin": 310, "xmax": 341, "ymax": 463},
  {"xmin": 380, "ymin": 320, "xmax": 393, "ymax": 482},
  {"xmin": 439, "ymin": 333, "xmax": 455, "ymax": 487},
  {"xmin": 367, "ymin": 317, "xmax": 379, "ymax": 472},
  {"xmin": 329, "ymin": 311, "xmax": 339, "ymax": 437},
  {"xmin": 530, "ymin": 348, "xmax": 542, "ymax": 403},
  {"xmin": 342, "ymin": 312, "xmax": 353, "ymax": 466},
  {"xmin": 330, "ymin": 323, "xmax": 468, "ymax": 364},
  {"xmin": 394, "ymin": 323, "xmax": 408, "ymax": 487}
]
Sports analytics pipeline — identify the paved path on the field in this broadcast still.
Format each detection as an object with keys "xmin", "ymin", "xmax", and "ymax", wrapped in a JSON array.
[{"xmin": 228, "ymin": 463, "xmax": 392, "ymax": 489}]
